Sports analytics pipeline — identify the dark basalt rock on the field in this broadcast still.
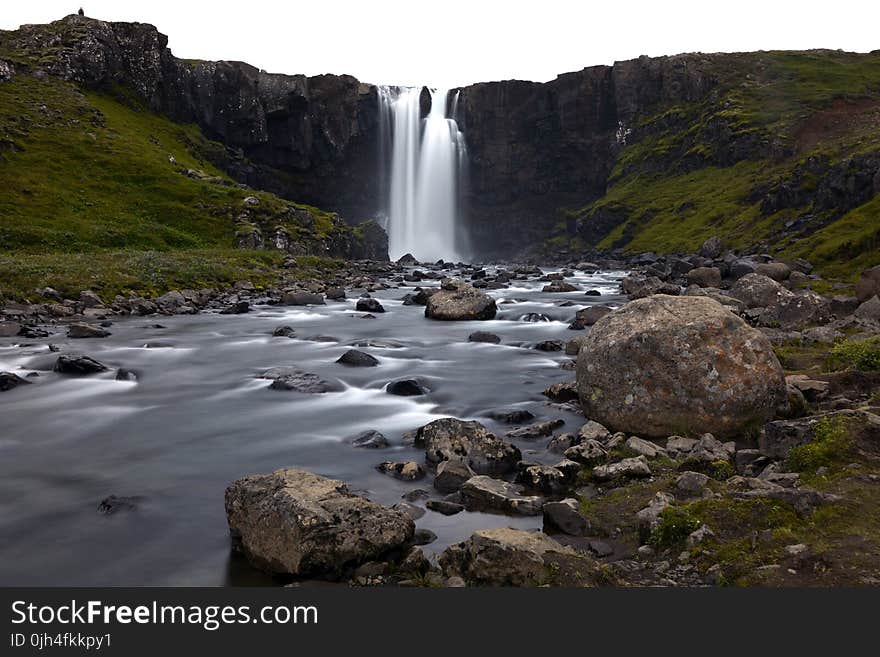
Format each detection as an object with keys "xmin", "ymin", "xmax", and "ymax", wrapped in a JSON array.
[
  {"xmin": 272, "ymin": 325, "xmax": 297, "ymax": 338},
  {"xmin": 54, "ymin": 355, "xmax": 109, "ymax": 376},
  {"xmin": 468, "ymin": 331, "xmax": 501, "ymax": 344},
  {"xmin": 336, "ymin": 349, "xmax": 379, "ymax": 367},
  {"xmin": 386, "ymin": 379, "xmax": 426, "ymax": 396},
  {"xmin": 0, "ymin": 371, "xmax": 32, "ymax": 391},
  {"xmin": 356, "ymin": 297, "xmax": 385, "ymax": 313}
]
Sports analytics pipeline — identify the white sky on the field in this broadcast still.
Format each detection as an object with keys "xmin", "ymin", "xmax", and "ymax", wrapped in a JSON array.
[{"xmin": 2, "ymin": 1, "xmax": 878, "ymax": 88}]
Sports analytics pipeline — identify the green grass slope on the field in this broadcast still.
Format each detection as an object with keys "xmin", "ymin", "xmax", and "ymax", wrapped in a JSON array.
[
  {"xmin": 0, "ymin": 53, "xmax": 346, "ymax": 301},
  {"xmin": 569, "ymin": 50, "xmax": 880, "ymax": 279}
]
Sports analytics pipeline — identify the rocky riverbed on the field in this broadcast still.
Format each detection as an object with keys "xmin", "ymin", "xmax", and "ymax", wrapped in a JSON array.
[{"xmin": 1, "ymin": 248, "xmax": 879, "ymax": 587}]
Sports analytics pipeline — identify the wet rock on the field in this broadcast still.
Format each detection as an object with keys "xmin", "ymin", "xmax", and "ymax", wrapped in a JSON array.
[
  {"xmin": 548, "ymin": 432, "xmax": 578, "ymax": 453},
  {"xmin": 220, "ymin": 300, "xmax": 250, "ymax": 314},
  {"xmin": 433, "ymin": 460, "xmax": 476, "ymax": 494},
  {"xmin": 356, "ymin": 297, "xmax": 385, "ymax": 313},
  {"xmin": 336, "ymin": 349, "xmax": 379, "ymax": 367},
  {"xmin": 543, "ymin": 382, "xmax": 579, "ymax": 402},
  {"xmin": 425, "ymin": 499, "xmax": 464, "ymax": 515},
  {"xmin": 0, "ymin": 371, "xmax": 32, "ymax": 391},
  {"xmin": 543, "ymin": 498, "xmax": 589, "ymax": 536},
  {"xmin": 534, "ymin": 340, "xmax": 564, "ymax": 352},
  {"xmin": 397, "ymin": 253, "xmax": 419, "ymax": 266},
  {"xmin": 377, "ymin": 461, "xmax": 425, "ymax": 481},
  {"xmin": 592, "ymin": 456, "xmax": 652, "ymax": 481},
  {"xmin": 486, "ymin": 408, "xmax": 535, "ymax": 424},
  {"xmin": 272, "ymin": 325, "xmax": 297, "ymax": 338},
  {"xmin": 261, "ymin": 367, "xmax": 343, "ymax": 393},
  {"xmin": 402, "ymin": 489, "xmax": 430, "ymax": 503},
  {"xmin": 411, "ymin": 529, "xmax": 438, "ymax": 547},
  {"xmin": 577, "ymin": 295, "xmax": 786, "ymax": 439},
  {"xmin": 425, "ymin": 279, "xmax": 497, "ymax": 321},
  {"xmin": 349, "ymin": 430, "xmax": 390, "ymax": 449},
  {"xmin": 468, "ymin": 331, "xmax": 501, "ymax": 344},
  {"xmin": 98, "ymin": 495, "xmax": 142, "ymax": 515},
  {"xmin": 542, "ymin": 281, "xmax": 579, "ymax": 293},
  {"xmin": 281, "ymin": 291, "xmax": 325, "ymax": 306},
  {"xmin": 521, "ymin": 313, "xmax": 552, "ymax": 322},
  {"xmin": 224, "ymin": 469, "xmax": 414, "ymax": 577},
  {"xmin": 439, "ymin": 528, "xmax": 601, "ymax": 586},
  {"xmin": 115, "ymin": 368, "xmax": 138, "ymax": 382},
  {"xmin": 687, "ymin": 267, "xmax": 722, "ymax": 288},
  {"xmin": 386, "ymin": 379, "xmax": 426, "ymax": 396},
  {"xmin": 460, "ymin": 476, "xmax": 544, "ymax": 515},
  {"xmin": 53, "ymin": 354, "xmax": 108, "ymax": 376},
  {"xmin": 676, "ymin": 471, "xmax": 710, "ymax": 494},
  {"xmin": 67, "ymin": 323, "xmax": 111, "ymax": 338},
  {"xmin": 325, "ymin": 287, "xmax": 346, "ymax": 300},
  {"xmin": 415, "ymin": 418, "xmax": 521, "ymax": 475},
  {"xmin": 392, "ymin": 502, "xmax": 425, "ymax": 521},
  {"xmin": 507, "ymin": 418, "xmax": 565, "ymax": 440}
]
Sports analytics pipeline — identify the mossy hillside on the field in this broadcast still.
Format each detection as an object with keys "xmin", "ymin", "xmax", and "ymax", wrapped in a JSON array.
[{"xmin": 571, "ymin": 50, "xmax": 880, "ymax": 279}]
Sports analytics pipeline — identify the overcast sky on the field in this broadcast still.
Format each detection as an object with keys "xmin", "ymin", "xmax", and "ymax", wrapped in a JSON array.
[{"xmin": 2, "ymin": 1, "xmax": 878, "ymax": 87}]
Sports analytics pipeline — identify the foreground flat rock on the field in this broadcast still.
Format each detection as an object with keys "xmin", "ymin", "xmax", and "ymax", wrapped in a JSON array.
[
  {"xmin": 577, "ymin": 295, "xmax": 786, "ymax": 439},
  {"xmin": 425, "ymin": 279, "xmax": 497, "ymax": 320},
  {"xmin": 439, "ymin": 528, "xmax": 602, "ymax": 586},
  {"xmin": 225, "ymin": 469, "xmax": 414, "ymax": 577}
]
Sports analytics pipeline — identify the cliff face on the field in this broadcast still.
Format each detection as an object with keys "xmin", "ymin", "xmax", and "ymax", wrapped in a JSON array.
[
  {"xmin": 1, "ymin": 15, "xmax": 383, "ymax": 219},
  {"xmin": 3, "ymin": 15, "xmax": 879, "ymax": 271}
]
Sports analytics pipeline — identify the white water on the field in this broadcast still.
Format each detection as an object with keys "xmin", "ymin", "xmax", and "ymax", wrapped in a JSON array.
[{"xmin": 379, "ymin": 87, "xmax": 467, "ymax": 262}]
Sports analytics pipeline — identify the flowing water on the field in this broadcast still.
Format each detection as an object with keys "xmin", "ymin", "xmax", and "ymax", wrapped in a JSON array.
[
  {"xmin": 0, "ymin": 268, "xmax": 626, "ymax": 585},
  {"xmin": 380, "ymin": 87, "xmax": 467, "ymax": 262}
]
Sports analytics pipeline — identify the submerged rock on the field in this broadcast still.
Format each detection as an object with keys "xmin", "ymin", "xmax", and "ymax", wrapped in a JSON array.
[
  {"xmin": 577, "ymin": 295, "xmax": 786, "ymax": 439},
  {"xmin": 224, "ymin": 468, "xmax": 414, "ymax": 577},
  {"xmin": 425, "ymin": 279, "xmax": 497, "ymax": 321},
  {"xmin": 468, "ymin": 331, "xmax": 501, "ymax": 344},
  {"xmin": 0, "ymin": 371, "xmax": 32, "ymax": 391}
]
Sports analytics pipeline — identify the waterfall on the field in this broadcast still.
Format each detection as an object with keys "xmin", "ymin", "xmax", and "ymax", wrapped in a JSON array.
[{"xmin": 378, "ymin": 86, "xmax": 467, "ymax": 263}]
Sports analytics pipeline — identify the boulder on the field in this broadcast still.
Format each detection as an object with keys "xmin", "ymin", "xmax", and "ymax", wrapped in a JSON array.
[
  {"xmin": 755, "ymin": 262, "xmax": 792, "ymax": 281},
  {"xmin": 260, "ymin": 367, "xmax": 343, "ymax": 393},
  {"xmin": 576, "ymin": 295, "xmax": 786, "ymax": 439},
  {"xmin": 855, "ymin": 265, "xmax": 880, "ymax": 303},
  {"xmin": 729, "ymin": 273, "xmax": 792, "ymax": 309},
  {"xmin": 349, "ymin": 430, "xmax": 390, "ymax": 449},
  {"xmin": 224, "ymin": 469, "xmax": 414, "ymax": 577},
  {"xmin": 676, "ymin": 471, "xmax": 710, "ymax": 494},
  {"xmin": 433, "ymin": 460, "xmax": 476, "ymax": 493},
  {"xmin": 543, "ymin": 498, "xmax": 589, "ymax": 536},
  {"xmin": 386, "ymin": 379, "xmax": 426, "ymax": 396},
  {"xmin": 376, "ymin": 461, "xmax": 425, "ymax": 481},
  {"xmin": 438, "ymin": 528, "xmax": 601, "ymax": 586},
  {"xmin": 336, "ymin": 349, "xmax": 379, "ymax": 367},
  {"xmin": 53, "ymin": 355, "xmax": 108, "ymax": 376},
  {"xmin": 0, "ymin": 371, "xmax": 32, "ymax": 391},
  {"xmin": 563, "ymin": 439, "xmax": 608, "ymax": 466},
  {"xmin": 79, "ymin": 290, "xmax": 105, "ymax": 308},
  {"xmin": 425, "ymin": 279, "xmax": 497, "ymax": 320},
  {"xmin": 459, "ymin": 476, "xmax": 544, "ymax": 515},
  {"xmin": 506, "ymin": 418, "xmax": 565, "ymax": 440},
  {"xmin": 592, "ymin": 456, "xmax": 652, "ymax": 480},
  {"xmin": 700, "ymin": 236, "xmax": 723, "ymax": 259},
  {"xmin": 67, "ymin": 323, "xmax": 111, "ymax": 338},
  {"xmin": 687, "ymin": 267, "xmax": 722, "ymax": 288},
  {"xmin": 281, "ymin": 291, "xmax": 325, "ymax": 306},
  {"xmin": 356, "ymin": 297, "xmax": 385, "ymax": 313},
  {"xmin": 415, "ymin": 418, "xmax": 521, "ymax": 475},
  {"xmin": 854, "ymin": 296, "xmax": 880, "ymax": 322},
  {"xmin": 468, "ymin": 331, "xmax": 501, "ymax": 344},
  {"xmin": 0, "ymin": 321, "xmax": 22, "ymax": 337}
]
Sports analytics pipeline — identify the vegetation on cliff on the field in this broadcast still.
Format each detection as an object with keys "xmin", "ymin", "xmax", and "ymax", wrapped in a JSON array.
[{"xmin": 568, "ymin": 50, "xmax": 880, "ymax": 279}]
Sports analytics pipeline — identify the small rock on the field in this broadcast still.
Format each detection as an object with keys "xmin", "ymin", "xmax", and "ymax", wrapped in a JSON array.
[
  {"xmin": 676, "ymin": 471, "xmax": 710, "ymax": 494},
  {"xmin": 542, "ymin": 498, "xmax": 589, "ymax": 536},
  {"xmin": 349, "ymin": 430, "xmax": 390, "ymax": 449},
  {"xmin": 98, "ymin": 495, "xmax": 142, "ymax": 515},
  {"xmin": 593, "ymin": 456, "xmax": 652, "ymax": 481},
  {"xmin": 336, "ymin": 349, "xmax": 379, "ymax": 367},
  {"xmin": 459, "ymin": 476, "xmax": 544, "ymax": 515},
  {"xmin": 506, "ymin": 418, "xmax": 565, "ymax": 440},
  {"xmin": 272, "ymin": 326, "xmax": 296, "ymax": 338},
  {"xmin": 468, "ymin": 331, "xmax": 501, "ymax": 344},
  {"xmin": 54, "ymin": 355, "xmax": 108, "ymax": 376},
  {"xmin": 433, "ymin": 460, "xmax": 476, "ymax": 494},
  {"xmin": 625, "ymin": 436, "xmax": 667, "ymax": 458},
  {"xmin": 67, "ymin": 323, "xmax": 111, "ymax": 338},
  {"xmin": 377, "ymin": 461, "xmax": 425, "ymax": 481},
  {"xmin": 356, "ymin": 297, "xmax": 385, "ymax": 313},
  {"xmin": 386, "ymin": 379, "xmax": 426, "ymax": 396},
  {"xmin": 425, "ymin": 499, "xmax": 464, "ymax": 515}
]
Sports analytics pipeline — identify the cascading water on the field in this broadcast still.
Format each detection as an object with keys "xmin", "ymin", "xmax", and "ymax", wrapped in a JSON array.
[{"xmin": 378, "ymin": 86, "xmax": 468, "ymax": 262}]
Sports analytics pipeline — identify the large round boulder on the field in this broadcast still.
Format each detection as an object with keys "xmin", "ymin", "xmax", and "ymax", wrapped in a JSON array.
[
  {"xmin": 224, "ymin": 468, "xmax": 414, "ymax": 577},
  {"xmin": 576, "ymin": 295, "xmax": 786, "ymax": 439},
  {"xmin": 425, "ymin": 279, "xmax": 497, "ymax": 321}
]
